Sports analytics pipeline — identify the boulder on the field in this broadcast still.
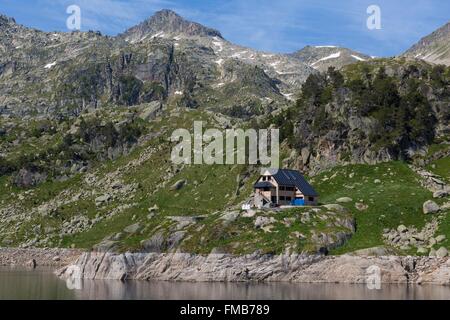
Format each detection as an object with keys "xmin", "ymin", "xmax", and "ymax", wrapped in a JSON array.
[
  {"xmin": 95, "ymin": 194, "xmax": 111, "ymax": 206},
  {"xmin": 123, "ymin": 223, "xmax": 142, "ymax": 234},
  {"xmin": 170, "ymin": 180, "xmax": 186, "ymax": 191},
  {"xmin": 436, "ymin": 247, "xmax": 448, "ymax": 258},
  {"xmin": 397, "ymin": 225, "xmax": 408, "ymax": 233},
  {"xmin": 13, "ymin": 169, "xmax": 47, "ymax": 188},
  {"xmin": 436, "ymin": 235, "xmax": 446, "ymax": 243},
  {"xmin": 336, "ymin": 197, "xmax": 353, "ymax": 203},
  {"xmin": 433, "ymin": 190, "xmax": 449, "ymax": 198},
  {"xmin": 254, "ymin": 216, "xmax": 275, "ymax": 229},
  {"xmin": 423, "ymin": 200, "xmax": 440, "ymax": 214}
]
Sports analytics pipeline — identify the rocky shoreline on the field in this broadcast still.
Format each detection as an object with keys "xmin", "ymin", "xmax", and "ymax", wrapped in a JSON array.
[
  {"xmin": 2, "ymin": 247, "xmax": 450, "ymax": 285},
  {"xmin": 0, "ymin": 248, "xmax": 82, "ymax": 268},
  {"xmin": 56, "ymin": 250, "xmax": 450, "ymax": 285}
]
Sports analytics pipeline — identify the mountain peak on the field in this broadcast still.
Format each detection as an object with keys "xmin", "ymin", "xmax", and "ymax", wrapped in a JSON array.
[
  {"xmin": 0, "ymin": 13, "xmax": 16, "ymax": 26},
  {"xmin": 120, "ymin": 9, "xmax": 222, "ymax": 42},
  {"xmin": 290, "ymin": 45, "xmax": 372, "ymax": 72},
  {"xmin": 402, "ymin": 21, "xmax": 450, "ymax": 65},
  {"xmin": 152, "ymin": 9, "xmax": 180, "ymax": 18}
]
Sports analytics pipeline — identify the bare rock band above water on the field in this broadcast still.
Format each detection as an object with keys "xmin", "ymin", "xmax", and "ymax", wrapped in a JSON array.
[{"xmin": 56, "ymin": 250, "xmax": 450, "ymax": 285}]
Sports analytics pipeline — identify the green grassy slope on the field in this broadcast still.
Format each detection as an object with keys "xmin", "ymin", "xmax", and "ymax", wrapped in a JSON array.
[
  {"xmin": 310, "ymin": 161, "xmax": 449, "ymax": 254},
  {"xmin": 0, "ymin": 106, "xmax": 448, "ymax": 255}
]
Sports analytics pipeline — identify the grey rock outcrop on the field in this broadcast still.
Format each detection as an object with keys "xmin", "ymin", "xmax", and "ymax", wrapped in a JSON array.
[
  {"xmin": 423, "ymin": 200, "xmax": 440, "ymax": 214},
  {"xmin": 57, "ymin": 251, "xmax": 450, "ymax": 285},
  {"xmin": 434, "ymin": 190, "xmax": 449, "ymax": 198},
  {"xmin": 402, "ymin": 21, "xmax": 450, "ymax": 66},
  {"xmin": 336, "ymin": 197, "xmax": 353, "ymax": 203},
  {"xmin": 170, "ymin": 180, "xmax": 186, "ymax": 191},
  {"xmin": 436, "ymin": 247, "xmax": 448, "ymax": 258}
]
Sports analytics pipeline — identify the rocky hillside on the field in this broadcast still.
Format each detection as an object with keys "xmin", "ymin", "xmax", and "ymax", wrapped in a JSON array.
[
  {"xmin": 274, "ymin": 59, "xmax": 450, "ymax": 174},
  {"xmin": 291, "ymin": 46, "xmax": 372, "ymax": 72},
  {"xmin": 0, "ymin": 10, "xmax": 449, "ymax": 258},
  {"xmin": 403, "ymin": 21, "xmax": 450, "ymax": 66},
  {"xmin": 0, "ymin": 9, "xmax": 377, "ymax": 117},
  {"xmin": 0, "ymin": 10, "xmax": 303, "ymax": 116}
]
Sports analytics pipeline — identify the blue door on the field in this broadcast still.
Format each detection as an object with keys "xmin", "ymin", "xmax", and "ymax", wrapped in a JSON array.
[{"xmin": 291, "ymin": 199, "xmax": 305, "ymax": 206}]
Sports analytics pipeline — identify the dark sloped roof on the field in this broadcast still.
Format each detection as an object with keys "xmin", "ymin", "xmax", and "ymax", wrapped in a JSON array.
[
  {"xmin": 254, "ymin": 181, "xmax": 275, "ymax": 189},
  {"xmin": 266, "ymin": 169, "xmax": 319, "ymax": 196}
]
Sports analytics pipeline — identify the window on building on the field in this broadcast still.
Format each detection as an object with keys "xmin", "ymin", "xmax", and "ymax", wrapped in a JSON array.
[
  {"xmin": 280, "ymin": 196, "xmax": 285, "ymax": 201},
  {"xmin": 279, "ymin": 186, "xmax": 285, "ymax": 191},
  {"xmin": 309, "ymin": 197, "xmax": 314, "ymax": 202},
  {"xmin": 286, "ymin": 197, "xmax": 292, "ymax": 201}
]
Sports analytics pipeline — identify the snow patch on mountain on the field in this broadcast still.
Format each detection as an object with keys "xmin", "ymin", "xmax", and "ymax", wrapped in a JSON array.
[
  {"xmin": 310, "ymin": 52, "xmax": 341, "ymax": 66},
  {"xmin": 151, "ymin": 32, "xmax": 165, "ymax": 39},
  {"xmin": 351, "ymin": 54, "xmax": 366, "ymax": 61},
  {"xmin": 44, "ymin": 62, "xmax": 57, "ymax": 69},
  {"xmin": 212, "ymin": 39, "xmax": 223, "ymax": 53}
]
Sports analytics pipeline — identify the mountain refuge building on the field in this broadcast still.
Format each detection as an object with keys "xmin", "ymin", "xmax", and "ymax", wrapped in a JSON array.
[{"xmin": 253, "ymin": 169, "xmax": 319, "ymax": 208}]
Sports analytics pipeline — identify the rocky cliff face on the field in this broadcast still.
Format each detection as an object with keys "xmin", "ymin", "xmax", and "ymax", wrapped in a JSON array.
[
  {"xmin": 403, "ymin": 21, "xmax": 450, "ymax": 66},
  {"xmin": 0, "ymin": 10, "xmax": 285, "ymax": 116},
  {"xmin": 57, "ymin": 250, "xmax": 450, "ymax": 285},
  {"xmin": 0, "ymin": 9, "xmax": 376, "ymax": 117},
  {"xmin": 278, "ymin": 59, "xmax": 450, "ymax": 173}
]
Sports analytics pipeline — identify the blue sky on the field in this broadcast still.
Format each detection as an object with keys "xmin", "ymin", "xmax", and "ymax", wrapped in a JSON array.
[{"xmin": 1, "ymin": 0, "xmax": 449, "ymax": 57}]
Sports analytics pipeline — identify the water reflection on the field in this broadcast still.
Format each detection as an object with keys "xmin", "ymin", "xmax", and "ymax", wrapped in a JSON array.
[
  {"xmin": 0, "ymin": 267, "xmax": 76, "ymax": 300},
  {"xmin": 1, "ymin": 267, "xmax": 450, "ymax": 300},
  {"xmin": 65, "ymin": 265, "xmax": 82, "ymax": 290},
  {"xmin": 72, "ymin": 280, "xmax": 450, "ymax": 300}
]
